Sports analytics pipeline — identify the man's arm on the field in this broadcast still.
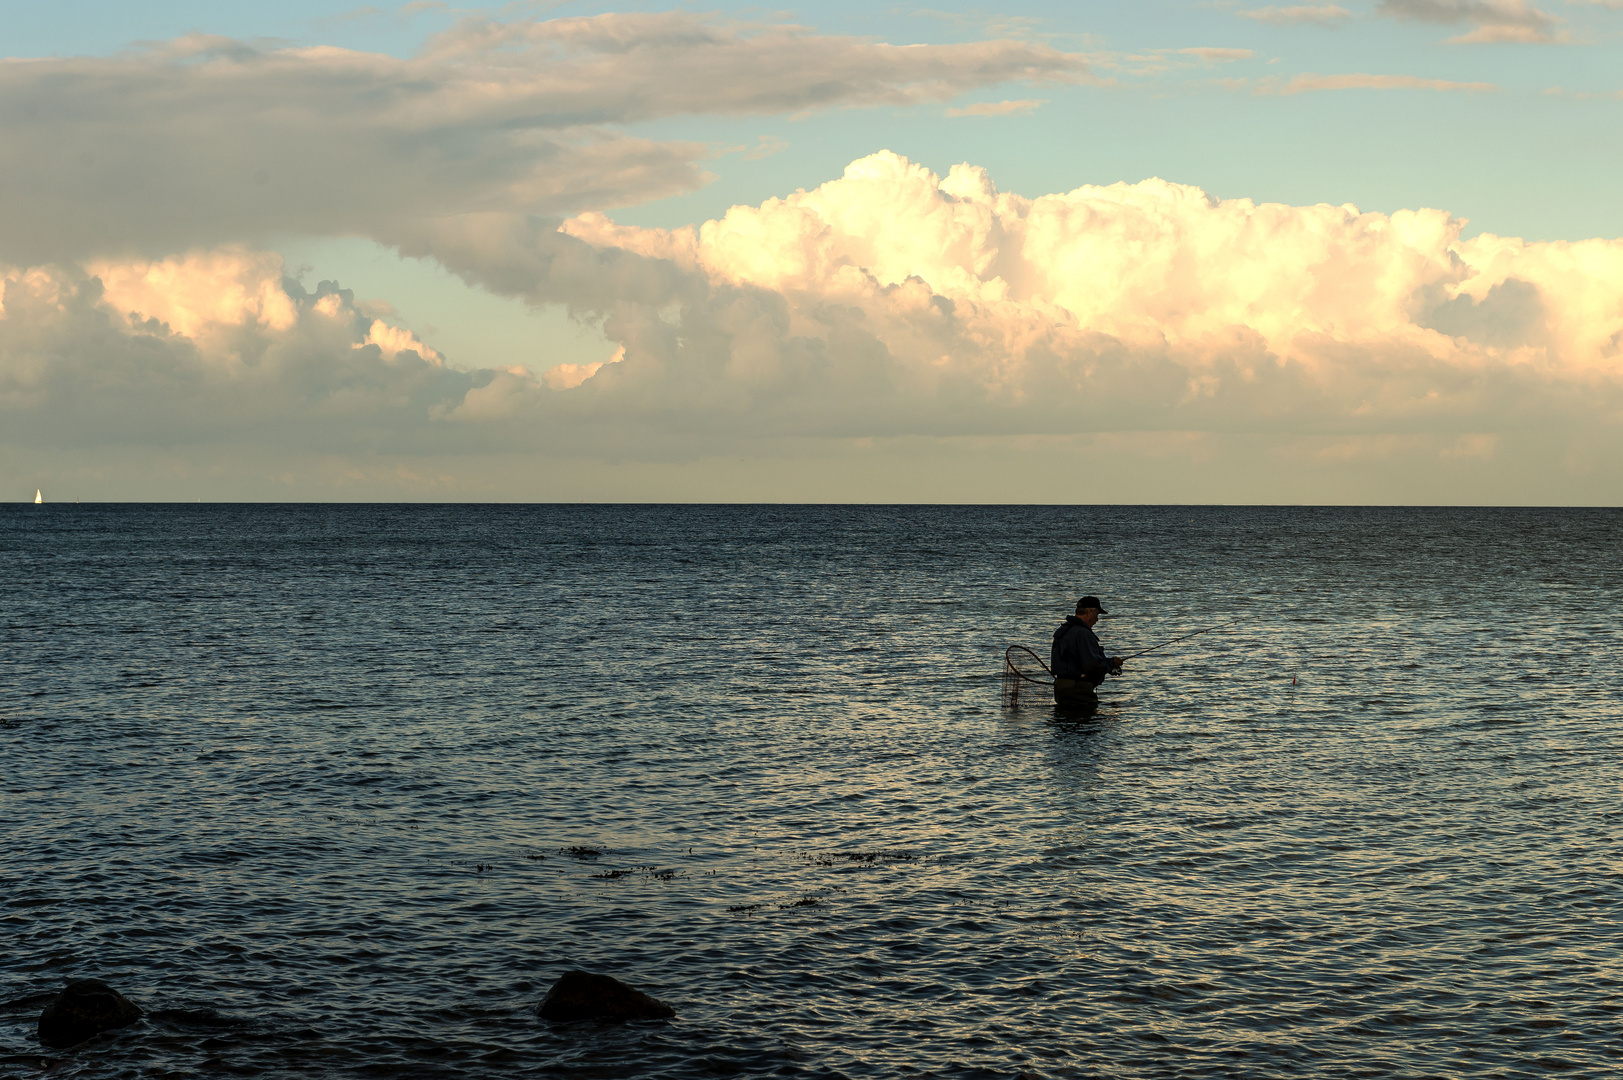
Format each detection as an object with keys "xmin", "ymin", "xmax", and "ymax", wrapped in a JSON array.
[{"xmin": 1080, "ymin": 633, "xmax": 1113, "ymax": 678}]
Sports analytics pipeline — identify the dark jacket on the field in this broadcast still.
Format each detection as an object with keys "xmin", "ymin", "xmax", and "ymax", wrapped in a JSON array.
[{"xmin": 1052, "ymin": 616, "xmax": 1110, "ymax": 681}]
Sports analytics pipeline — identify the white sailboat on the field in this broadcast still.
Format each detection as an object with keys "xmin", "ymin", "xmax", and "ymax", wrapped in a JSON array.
[{"xmin": 34, "ymin": 489, "xmax": 42, "ymax": 504}]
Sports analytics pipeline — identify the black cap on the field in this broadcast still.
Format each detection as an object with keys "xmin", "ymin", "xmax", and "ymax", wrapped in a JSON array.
[{"xmin": 1077, "ymin": 596, "xmax": 1108, "ymax": 614}]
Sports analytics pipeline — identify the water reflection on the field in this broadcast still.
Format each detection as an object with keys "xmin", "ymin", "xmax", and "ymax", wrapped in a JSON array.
[{"xmin": 1049, "ymin": 696, "xmax": 1100, "ymax": 721}]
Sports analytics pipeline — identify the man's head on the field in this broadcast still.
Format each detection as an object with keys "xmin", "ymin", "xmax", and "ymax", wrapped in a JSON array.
[{"xmin": 1075, "ymin": 595, "xmax": 1107, "ymax": 626}]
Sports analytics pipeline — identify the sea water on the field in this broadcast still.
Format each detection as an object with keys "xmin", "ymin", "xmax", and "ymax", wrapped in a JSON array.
[{"xmin": 3, "ymin": 505, "xmax": 1620, "ymax": 1078}]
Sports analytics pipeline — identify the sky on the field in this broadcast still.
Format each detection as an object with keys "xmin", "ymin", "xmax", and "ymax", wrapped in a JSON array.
[{"xmin": 4, "ymin": 0, "xmax": 1623, "ymax": 503}]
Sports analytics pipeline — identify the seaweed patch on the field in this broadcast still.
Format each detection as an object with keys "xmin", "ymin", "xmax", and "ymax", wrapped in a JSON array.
[{"xmin": 797, "ymin": 850, "xmax": 919, "ymax": 868}]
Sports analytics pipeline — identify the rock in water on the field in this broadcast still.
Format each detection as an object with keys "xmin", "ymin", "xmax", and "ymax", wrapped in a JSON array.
[
  {"xmin": 536, "ymin": 971, "xmax": 675, "ymax": 1022},
  {"xmin": 38, "ymin": 980, "xmax": 144, "ymax": 1048}
]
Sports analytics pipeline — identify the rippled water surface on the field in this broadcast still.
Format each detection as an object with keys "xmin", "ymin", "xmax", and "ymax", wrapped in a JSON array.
[{"xmin": 4, "ymin": 505, "xmax": 1622, "ymax": 1078}]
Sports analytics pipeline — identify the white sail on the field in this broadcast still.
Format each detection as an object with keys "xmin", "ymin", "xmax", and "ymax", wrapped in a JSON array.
[{"xmin": 34, "ymin": 489, "xmax": 42, "ymax": 504}]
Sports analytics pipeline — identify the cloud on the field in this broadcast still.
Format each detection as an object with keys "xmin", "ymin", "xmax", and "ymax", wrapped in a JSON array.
[
  {"xmin": 742, "ymin": 136, "xmax": 790, "ymax": 161},
  {"xmin": 1095, "ymin": 47, "xmax": 1256, "ymax": 79},
  {"xmin": 1374, "ymin": 0, "xmax": 1566, "ymax": 42},
  {"xmin": 946, "ymin": 98, "xmax": 1048, "ymax": 117},
  {"xmin": 1268, "ymin": 73, "xmax": 1500, "ymax": 93},
  {"xmin": 1543, "ymin": 85, "xmax": 1623, "ymax": 99},
  {"xmin": 0, "ymin": 14, "xmax": 1090, "ymax": 265},
  {"xmin": 21, "ymin": 152, "xmax": 1620, "ymax": 442},
  {"xmin": 1445, "ymin": 22, "xmax": 1561, "ymax": 39},
  {"xmin": 544, "ymin": 347, "xmax": 624, "ymax": 390},
  {"xmin": 6, "ymin": 152, "xmax": 1623, "ymax": 499},
  {"xmin": 1178, "ymin": 47, "xmax": 1258, "ymax": 62},
  {"xmin": 0, "ymin": 252, "xmax": 481, "ymax": 454},
  {"xmin": 438, "ymin": 153, "xmax": 1623, "ymax": 454},
  {"xmin": 1237, "ymin": 5, "xmax": 1354, "ymax": 24}
]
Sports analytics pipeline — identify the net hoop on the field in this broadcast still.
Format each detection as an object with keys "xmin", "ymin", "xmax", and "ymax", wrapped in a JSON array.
[{"xmin": 1001, "ymin": 645, "xmax": 1054, "ymax": 707}]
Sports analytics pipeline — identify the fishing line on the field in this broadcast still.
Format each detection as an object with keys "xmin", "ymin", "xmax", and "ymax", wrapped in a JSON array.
[
  {"xmin": 1120, "ymin": 624, "xmax": 1227, "ymax": 660},
  {"xmin": 1119, "ymin": 606, "xmax": 1273, "ymax": 661}
]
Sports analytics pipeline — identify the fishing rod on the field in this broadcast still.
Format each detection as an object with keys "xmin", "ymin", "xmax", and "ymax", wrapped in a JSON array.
[
  {"xmin": 1002, "ymin": 618, "xmax": 1244, "ymax": 704},
  {"xmin": 1120, "ymin": 624, "xmax": 1226, "ymax": 660}
]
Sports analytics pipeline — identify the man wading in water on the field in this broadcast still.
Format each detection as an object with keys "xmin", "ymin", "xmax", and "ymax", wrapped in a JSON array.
[{"xmin": 1051, "ymin": 596, "xmax": 1124, "ymax": 703}]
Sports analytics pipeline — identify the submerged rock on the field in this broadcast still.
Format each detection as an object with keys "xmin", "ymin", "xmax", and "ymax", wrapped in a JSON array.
[
  {"xmin": 536, "ymin": 971, "xmax": 675, "ymax": 1022},
  {"xmin": 38, "ymin": 980, "xmax": 144, "ymax": 1048}
]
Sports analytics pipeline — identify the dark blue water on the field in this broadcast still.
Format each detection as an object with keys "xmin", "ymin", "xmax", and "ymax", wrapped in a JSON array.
[{"xmin": 4, "ymin": 505, "xmax": 1621, "ymax": 1078}]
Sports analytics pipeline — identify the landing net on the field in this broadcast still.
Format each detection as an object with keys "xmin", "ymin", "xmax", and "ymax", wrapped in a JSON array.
[{"xmin": 1001, "ymin": 645, "xmax": 1054, "ymax": 708}]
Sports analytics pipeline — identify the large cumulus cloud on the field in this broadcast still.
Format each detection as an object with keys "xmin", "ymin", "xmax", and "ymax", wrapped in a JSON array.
[
  {"xmin": 10, "ymin": 150, "xmax": 1621, "ymax": 489},
  {"xmin": 0, "ymin": 250, "xmax": 483, "ymax": 453},
  {"xmin": 393, "ymin": 151, "xmax": 1623, "ymax": 450}
]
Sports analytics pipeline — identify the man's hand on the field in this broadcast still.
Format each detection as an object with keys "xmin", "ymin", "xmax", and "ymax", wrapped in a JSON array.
[{"xmin": 1108, "ymin": 656, "xmax": 1125, "ymax": 672}]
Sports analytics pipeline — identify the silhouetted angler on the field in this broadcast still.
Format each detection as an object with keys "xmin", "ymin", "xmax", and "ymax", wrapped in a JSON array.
[{"xmin": 1051, "ymin": 596, "xmax": 1124, "ymax": 703}]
